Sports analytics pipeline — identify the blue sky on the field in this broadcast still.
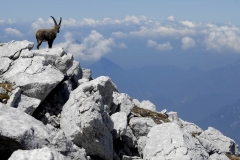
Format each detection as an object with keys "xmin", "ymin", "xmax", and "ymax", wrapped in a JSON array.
[{"xmin": 1, "ymin": 1, "xmax": 240, "ymax": 70}]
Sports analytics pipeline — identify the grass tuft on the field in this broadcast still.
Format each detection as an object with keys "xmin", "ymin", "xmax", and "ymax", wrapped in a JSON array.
[
  {"xmin": 131, "ymin": 106, "xmax": 170, "ymax": 124},
  {"xmin": 225, "ymin": 152, "xmax": 240, "ymax": 160},
  {"xmin": 0, "ymin": 82, "xmax": 13, "ymax": 103}
]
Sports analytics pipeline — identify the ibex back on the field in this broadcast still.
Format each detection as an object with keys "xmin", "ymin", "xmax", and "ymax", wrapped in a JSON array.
[{"xmin": 35, "ymin": 16, "xmax": 62, "ymax": 49}]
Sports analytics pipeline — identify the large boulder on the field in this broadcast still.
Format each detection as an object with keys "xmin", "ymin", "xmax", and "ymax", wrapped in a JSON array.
[
  {"xmin": 198, "ymin": 127, "xmax": 239, "ymax": 155},
  {"xmin": 129, "ymin": 117, "xmax": 157, "ymax": 157},
  {"xmin": 111, "ymin": 112, "xmax": 128, "ymax": 140},
  {"xmin": 60, "ymin": 76, "xmax": 117, "ymax": 160},
  {"xmin": 112, "ymin": 92, "xmax": 135, "ymax": 115},
  {"xmin": 0, "ymin": 103, "xmax": 87, "ymax": 160},
  {"xmin": 3, "ymin": 56, "xmax": 64, "ymax": 101},
  {"xmin": 0, "ymin": 103, "xmax": 52, "ymax": 159},
  {"xmin": 143, "ymin": 123, "xmax": 209, "ymax": 160},
  {"xmin": 0, "ymin": 40, "xmax": 34, "ymax": 59},
  {"xmin": 139, "ymin": 100, "xmax": 156, "ymax": 112},
  {"xmin": 129, "ymin": 117, "xmax": 157, "ymax": 139},
  {"xmin": 167, "ymin": 111, "xmax": 203, "ymax": 136},
  {"xmin": 0, "ymin": 57, "xmax": 12, "ymax": 75},
  {"xmin": 8, "ymin": 147, "xmax": 68, "ymax": 160},
  {"xmin": 1, "ymin": 41, "xmax": 84, "ymax": 127}
]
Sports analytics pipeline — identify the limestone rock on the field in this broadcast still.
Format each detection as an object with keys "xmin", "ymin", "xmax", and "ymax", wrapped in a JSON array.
[
  {"xmin": 61, "ymin": 76, "xmax": 117, "ymax": 160},
  {"xmin": 122, "ymin": 155, "xmax": 143, "ymax": 160},
  {"xmin": 8, "ymin": 147, "xmax": 68, "ymax": 160},
  {"xmin": 66, "ymin": 60, "xmax": 82, "ymax": 85},
  {"xmin": 198, "ymin": 127, "xmax": 239, "ymax": 155},
  {"xmin": 6, "ymin": 87, "xmax": 21, "ymax": 107},
  {"xmin": 111, "ymin": 112, "xmax": 128, "ymax": 140},
  {"xmin": 0, "ymin": 40, "xmax": 34, "ymax": 59},
  {"xmin": 0, "ymin": 103, "xmax": 52, "ymax": 158},
  {"xmin": 17, "ymin": 94, "xmax": 41, "ymax": 115},
  {"xmin": 48, "ymin": 129, "xmax": 88, "ymax": 160},
  {"xmin": 132, "ymin": 99, "xmax": 140, "ymax": 107},
  {"xmin": 32, "ymin": 47, "xmax": 65, "ymax": 58},
  {"xmin": 143, "ymin": 123, "xmax": 209, "ymax": 160},
  {"xmin": 0, "ymin": 57, "xmax": 12, "ymax": 74},
  {"xmin": 139, "ymin": 100, "xmax": 156, "ymax": 112},
  {"xmin": 3, "ymin": 56, "xmax": 64, "ymax": 100},
  {"xmin": 122, "ymin": 126, "xmax": 137, "ymax": 149},
  {"xmin": 137, "ymin": 136, "xmax": 147, "ymax": 158},
  {"xmin": 129, "ymin": 117, "xmax": 157, "ymax": 139},
  {"xmin": 112, "ymin": 92, "xmax": 135, "ymax": 115},
  {"xmin": 167, "ymin": 111, "xmax": 203, "ymax": 135},
  {"xmin": 209, "ymin": 153, "xmax": 229, "ymax": 160},
  {"xmin": 82, "ymin": 68, "xmax": 93, "ymax": 80},
  {"xmin": 0, "ymin": 103, "xmax": 87, "ymax": 160}
]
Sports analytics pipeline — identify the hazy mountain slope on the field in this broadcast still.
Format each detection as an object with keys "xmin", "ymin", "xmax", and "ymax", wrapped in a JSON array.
[
  {"xmin": 89, "ymin": 57, "xmax": 240, "ymax": 126},
  {"xmin": 199, "ymin": 98, "xmax": 240, "ymax": 145}
]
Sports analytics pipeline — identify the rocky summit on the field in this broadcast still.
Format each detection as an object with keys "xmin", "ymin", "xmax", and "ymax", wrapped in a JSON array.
[{"xmin": 0, "ymin": 40, "xmax": 239, "ymax": 160}]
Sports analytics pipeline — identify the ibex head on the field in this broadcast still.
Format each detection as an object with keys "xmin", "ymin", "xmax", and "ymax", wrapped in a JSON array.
[{"xmin": 51, "ymin": 16, "xmax": 62, "ymax": 33}]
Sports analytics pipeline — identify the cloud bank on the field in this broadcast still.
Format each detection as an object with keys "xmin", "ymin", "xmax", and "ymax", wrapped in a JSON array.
[
  {"xmin": 54, "ymin": 30, "xmax": 115, "ymax": 61},
  {"xmin": 1, "ymin": 15, "xmax": 240, "ymax": 62},
  {"xmin": 147, "ymin": 40, "xmax": 173, "ymax": 51},
  {"xmin": 4, "ymin": 28, "xmax": 23, "ymax": 37}
]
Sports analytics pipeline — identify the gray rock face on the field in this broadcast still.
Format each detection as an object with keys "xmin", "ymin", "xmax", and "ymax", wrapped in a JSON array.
[
  {"xmin": 0, "ymin": 40, "xmax": 84, "ymax": 127},
  {"xmin": 209, "ymin": 153, "xmax": 229, "ymax": 160},
  {"xmin": 3, "ymin": 56, "xmax": 64, "ymax": 100},
  {"xmin": 139, "ymin": 100, "xmax": 156, "ymax": 112},
  {"xmin": 111, "ymin": 112, "xmax": 128, "ymax": 140},
  {"xmin": 0, "ymin": 40, "xmax": 34, "ymax": 59},
  {"xmin": 122, "ymin": 126, "xmax": 137, "ymax": 149},
  {"xmin": 8, "ymin": 147, "xmax": 68, "ymax": 160},
  {"xmin": 60, "ymin": 76, "xmax": 117, "ymax": 160},
  {"xmin": 82, "ymin": 68, "xmax": 93, "ymax": 80},
  {"xmin": 0, "ymin": 103, "xmax": 51, "ymax": 158},
  {"xmin": 112, "ymin": 92, "xmax": 135, "ymax": 115},
  {"xmin": 0, "ymin": 57, "xmax": 12, "ymax": 74},
  {"xmin": 198, "ymin": 127, "xmax": 239, "ymax": 155},
  {"xmin": 129, "ymin": 117, "xmax": 157, "ymax": 157},
  {"xmin": 129, "ymin": 117, "xmax": 157, "ymax": 139},
  {"xmin": 0, "ymin": 103, "xmax": 87, "ymax": 160},
  {"xmin": 167, "ymin": 111, "xmax": 203, "ymax": 135},
  {"xmin": 16, "ymin": 95, "xmax": 41, "ymax": 115},
  {"xmin": 143, "ymin": 123, "xmax": 209, "ymax": 160}
]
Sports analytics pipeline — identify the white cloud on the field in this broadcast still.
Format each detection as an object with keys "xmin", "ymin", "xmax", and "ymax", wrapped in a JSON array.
[
  {"xmin": 147, "ymin": 40, "xmax": 158, "ymax": 47},
  {"xmin": 31, "ymin": 16, "xmax": 156, "ymax": 30},
  {"xmin": 31, "ymin": 17, "xmax": 56, "ymax": 30},
  {"xmin": 0, "ymin": 19, "xmax": 14, "ymax": 24},
  {"xmin": 168, "ymin": 16, "xmax": 175, "ymax": 21},
  {"xmin": 147, "ymin": 40, "xmax": 173, "ymax": 51},
  {"xmin": 7, "ymin": 15, "xmax": 240, "ymax": 54},
  {"xmin": 155, "ymin": 42, "xmax": 173, "ymax": 51},
  {"xmin": 111, "ymin": 31, "xmax": 127, "ymax": 38},
  {"xmin": 122, "ymin": 15, "xmax": 149, "ymax": 24},
  {"xmin": 4, "ymin": 28, "xmax": 23, "ymax": 37},
  {"xmin": 180, "ymin": 20, "xmax": 196, "ymax": 28},
  {"xmin": 181, "ymin": 37, "xmax": 196, "ymax": 50},
  {"xmin": 130, "ymin": 26, "xmax": 196, "ymax": 37},
  {"xmin": 54, "ymin": 30, "xmax": 116, "ymax": 61},
  {"xmin": 203, "ymin": 25, "xmax": 240, "ymax": 52},
  {"xmin": 116, "ymin": 43, "xmax": 127, "ymax": 48}
]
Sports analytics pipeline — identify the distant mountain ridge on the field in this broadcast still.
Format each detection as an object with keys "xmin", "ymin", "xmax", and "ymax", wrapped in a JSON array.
[{"xmin": 199, "ymin": 98, "xmax": 240, "ymax": 145}]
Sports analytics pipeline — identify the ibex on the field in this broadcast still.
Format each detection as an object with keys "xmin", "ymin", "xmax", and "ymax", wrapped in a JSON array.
[{"xmin": 35, "ymin": 16, "xmax": 62, "ymax": 49}]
